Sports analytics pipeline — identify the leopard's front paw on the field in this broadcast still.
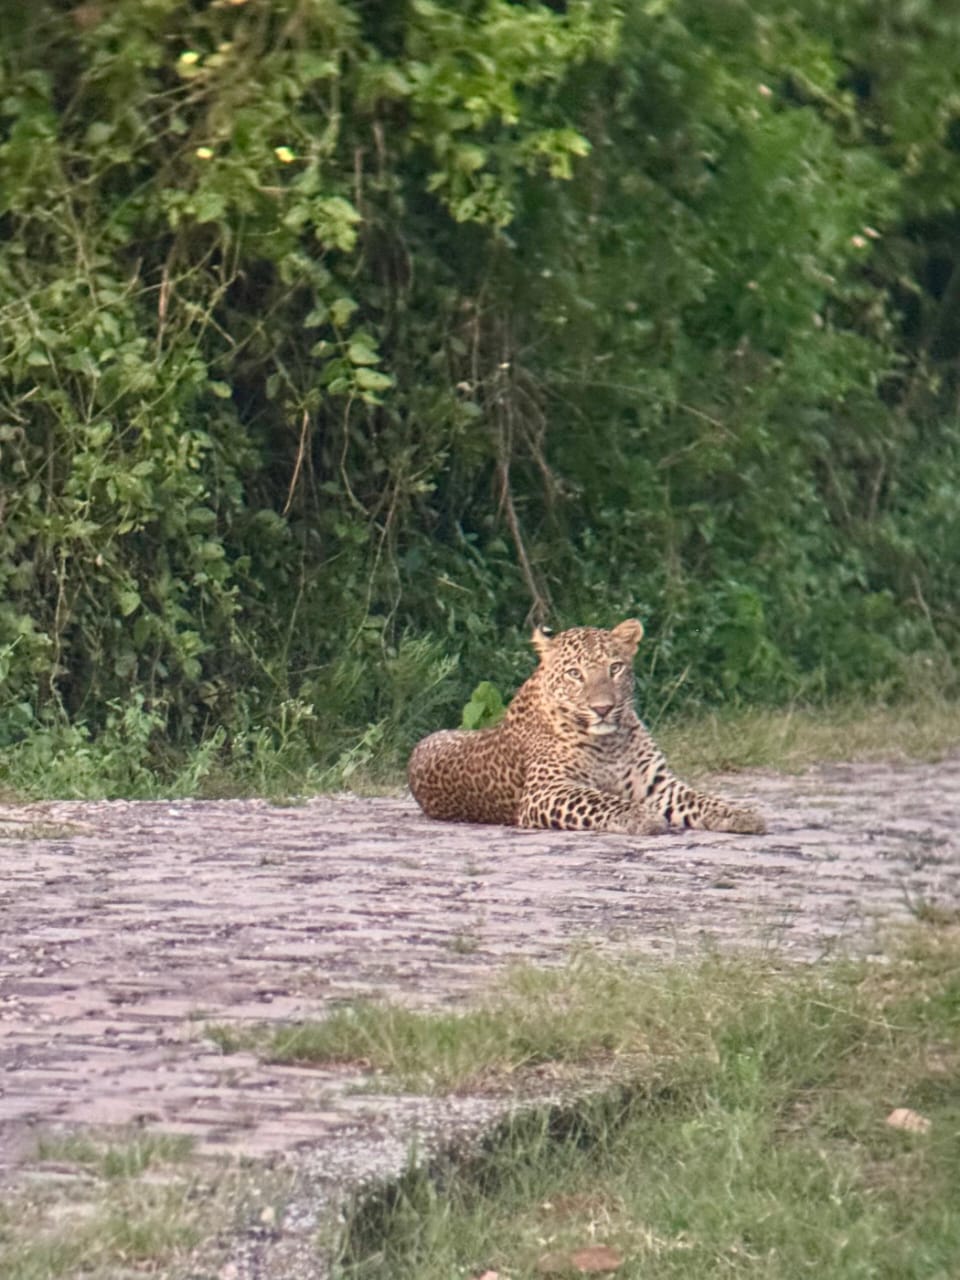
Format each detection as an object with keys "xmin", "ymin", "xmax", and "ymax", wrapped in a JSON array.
[
  {"xmin": 628, "ymin": 806, "xmax": 668, "ymax": 836},
  {"xmin": 715, "ymin": 807, "xmax": 766, "ymax": 835}
]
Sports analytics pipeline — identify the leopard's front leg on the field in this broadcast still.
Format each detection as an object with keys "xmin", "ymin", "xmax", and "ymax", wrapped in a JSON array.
[
  {"xmin": 655, "ymin": 776, "xmax": 766, "ymax": 833},
  {"xmin": 624, "ymin": 730, "xmax": 766, "ymax": 835},
  {"xmin": 518, "ymin": 784, "xmax": 665, "ymax": 835}
]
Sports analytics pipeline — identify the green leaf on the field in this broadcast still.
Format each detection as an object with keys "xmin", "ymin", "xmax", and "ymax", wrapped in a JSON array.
[
  {"xmin": 85, "ymin": 121, "xmax": 114, "ymax": 146},
  {"xmin": 455, "ymin": 144, "xmax": 487, "ymax": 173},
  {"xmin": 297, "ymin": 52, "xmax": 339, "ymax": 82},
  {"xmin": 347, "ymin": 339, "xmax": 380, "ymax": 365},
  {"xmin": 330, "ymin": 296, "xmax": 358, "ymax": 327},
  {"xmin": 304, "ymin": 304, "xmax": 329, "ymax": 328},
  {"xmin": 190, "ymin": 190, "xmax": 226, "ymax": 223},
  {"xmin": 354, "ymin": 366, "xmax": 393, "ymax": 391},
  {"xmin": 85, "ymin": 423, "xmax": 113, "ymax": 446},
  {"xmin": 283, "ymin": 203, "xmax": 311, "ymax": 232},
  {"xmin": 460, "ymin": 681, "xmax": 505, "ymax": 730}
]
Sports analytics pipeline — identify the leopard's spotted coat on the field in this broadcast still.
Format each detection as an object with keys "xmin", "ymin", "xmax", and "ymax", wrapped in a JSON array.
[{"xmin": 408, "ymin": 619, "xmax": 765, "ymax": 836}]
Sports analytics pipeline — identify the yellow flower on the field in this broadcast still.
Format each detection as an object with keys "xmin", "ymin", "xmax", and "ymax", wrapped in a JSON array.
[
  {"xmin": 274, "ymin": 146, "xmax": 296, "ymax": 164},
  {"xmin": 195, "ymin": 146, "xmax": 214, "ymax": 160},
  {"xmin": 178, "ymin": 50, "xmax": 201, "ymax": 66}
]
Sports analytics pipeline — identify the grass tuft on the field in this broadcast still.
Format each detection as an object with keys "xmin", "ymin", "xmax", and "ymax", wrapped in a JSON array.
[{"xmin": 35, "ymin": 1130, "xmax": 194, "ymax": 1180}]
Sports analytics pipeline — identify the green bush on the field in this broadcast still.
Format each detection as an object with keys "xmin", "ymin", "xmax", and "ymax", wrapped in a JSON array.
[{"xmin": 1, "ymin": 0, "xmax": 958, "ymax": 793}]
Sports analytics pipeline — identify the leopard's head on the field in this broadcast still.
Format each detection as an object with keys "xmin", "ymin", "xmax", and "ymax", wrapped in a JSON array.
[{"xmin": 530, "ymin": 619, "xmax": 643, "ymax": 736}]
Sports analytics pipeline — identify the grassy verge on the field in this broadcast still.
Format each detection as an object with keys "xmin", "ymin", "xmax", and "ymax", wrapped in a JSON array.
[
  {"xmin": 207, "ymin": 949, "xmax": 769, "ymax": 1094},
  {"xmin": 1, "ymin": 695, "xmax": 958, "ymax": 803},
  {"xmin": 330, "ymin": 926, "xmax": 960, "ymax": 1279},
  {"xmin": 657, "ymin": 696, "xmax": 960, "ymax": 776}
]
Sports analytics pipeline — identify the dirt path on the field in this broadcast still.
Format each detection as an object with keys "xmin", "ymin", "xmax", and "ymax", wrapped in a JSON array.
[{"xmin": 1, "ymin": 758, "xmax": 957, "ymax": 1271}]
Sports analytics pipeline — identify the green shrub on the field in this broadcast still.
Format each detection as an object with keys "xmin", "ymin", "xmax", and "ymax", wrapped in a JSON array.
[{"xmin": 1, "ymin": 0, "xmax": 958, "ymax": 793}]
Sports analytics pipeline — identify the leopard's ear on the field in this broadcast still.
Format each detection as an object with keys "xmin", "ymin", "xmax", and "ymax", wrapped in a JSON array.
[
  {"xmin": 531, "ymin": 624, "xmax": 555, "ymax": 658},
  {"xmin": 611, "ymin": 618, "xmax": 644, "ymax": 656}
]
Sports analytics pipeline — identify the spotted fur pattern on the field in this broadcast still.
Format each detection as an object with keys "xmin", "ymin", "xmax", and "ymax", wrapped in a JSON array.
[{"xmin": 408, "ymin": 619, "xmax": 765, "ymax": 836}]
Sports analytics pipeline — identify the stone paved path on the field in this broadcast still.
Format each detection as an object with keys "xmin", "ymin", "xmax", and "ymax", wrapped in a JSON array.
[{"xmin": 0, "ymin": 758, "xmax": 957, "ymax": 1272}]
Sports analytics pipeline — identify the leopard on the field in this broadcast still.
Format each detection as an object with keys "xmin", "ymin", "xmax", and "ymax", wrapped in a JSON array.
[{"xmin": 408, "ymin": 619, "xmax": 765, "ymax": 836}]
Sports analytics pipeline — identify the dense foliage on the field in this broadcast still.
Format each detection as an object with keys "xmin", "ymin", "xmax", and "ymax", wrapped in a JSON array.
[{"xmin": 1, "ymin": 0, "xmax": 958, "ymax": 784}]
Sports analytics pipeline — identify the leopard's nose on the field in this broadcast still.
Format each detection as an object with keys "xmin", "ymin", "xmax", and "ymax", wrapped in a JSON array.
[{"xmin": 591, "ymin": 702, "xmax": 614, "ymax": 719}]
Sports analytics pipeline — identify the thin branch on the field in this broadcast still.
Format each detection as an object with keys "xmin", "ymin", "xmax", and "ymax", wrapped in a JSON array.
[{"xmin": 282, "ymin": 409, "xmax": 311, "ymax": 517}]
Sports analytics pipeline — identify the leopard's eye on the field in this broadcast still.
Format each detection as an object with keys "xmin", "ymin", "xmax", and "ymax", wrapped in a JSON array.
[
  {"xmin": 609, "ymin": 661, "xmax": 626, "ymax": 676},
  {"xmin": 565, "ymin": 667, "xmax": 584, "ymax": 682}
]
